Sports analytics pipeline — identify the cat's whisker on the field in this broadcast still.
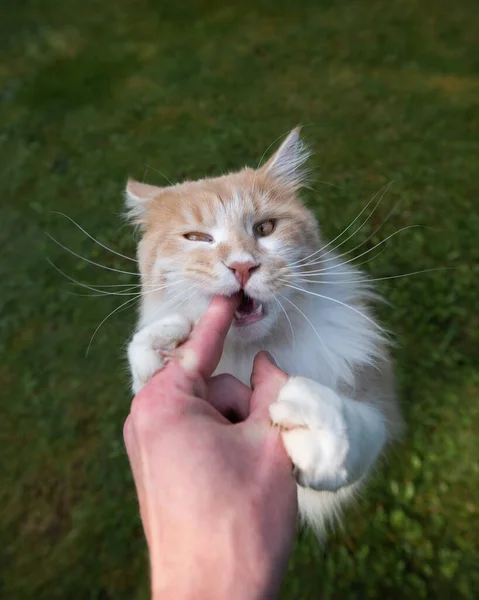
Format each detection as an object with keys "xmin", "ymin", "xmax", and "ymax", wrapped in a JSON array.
[
  {"xmin": 289, "ymin": 182, "xmax": 393, "ymax": 268},
  {"xmin": 289, "ymin": 246, "xmax": 388, "ymax": 278},
  {"xmin": 282, "ymin": 283, "xmax": 386, "ymax": 333},
  {"xmin": 278, "ymin": 293, "xmax": 333, "ymax": 361},
  {"xmin": 46, "ymin": 233, "xmax": 142, "ymax": 277},
  {"xmin": 50, "ymin": 212, "xmax": 138, "ymax": 263},
  {"xmin": 273, "ymin": 295, "xmax": 296, "ymax": 349},
  {"xmin": 70, "ymin": 282, "xmax": 143, "ymax": 288},
  {"xmin": 87, "ymin": 280, "xmax": 187, "ymax": 355},
  {"xmin": 152, "ymin": 288, "xmax": 196, "ymax": 320},
  {"xmin": 176, "ymin": 287, "xmax": 201, "ymax": 310},
  {"xmin": 69, "ymin": 281, "xmax": 178, "ymax": 298},
  {"xmin": 281, "ymin": 277, "xmax": 370, "ymax": 287},
  {"xmin": 48, "ymin": 259, "xmax": 139, "ymax": 296},
  {"xmin": 307, "ymin": 177, "xmax": 340, "ymax": 189},
  {"xmin": 319, "ymin": 182, "xmax": 398, "ymax": 262},
  {"xmin": 282, "ymin": 267, "xmax": 451, "ymax": 286},
  {"xmin": 49, "ymin": 259, "xmax": 174, "ymax": 298},
  {"xmin": 136, "ymin": 284, "xmax": 194, "ymax": 325},
  {"xmin": 139, "ymin": 280, "xmax": 186, "ymax": 298},
  {"xmin": 87, "ymin": 295, "xmax": 143, "ymax": 356},
  {"xmin": 69, "ymin": 287, "xmax": 144, "ymax": 298},
  {"xmin": 144, "ymin": 164, "xmax": 196, "ymax": 213},
  {"xmin": 144, "ymin": 165, "xmax": 175, "ymax": 189},
  {"xmin": 300, "ymin": 192, "xmax": 403, "ymax": 270},
  {"xmin": 303, "ymin": 225, "xmax": 424, "ymax": 274},
  {"xmin": 69, "ymin": 281, "xmax": 174, "ymax": 291}
]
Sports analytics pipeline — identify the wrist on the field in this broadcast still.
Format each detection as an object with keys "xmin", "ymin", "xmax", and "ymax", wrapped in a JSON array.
[
  {"xmin": 152, "ymin": 580, "xmax": 278, "ymax": 600},
  {"xmin": 150, "ymin": 555, "xmax": 281, "ymax": 600}
]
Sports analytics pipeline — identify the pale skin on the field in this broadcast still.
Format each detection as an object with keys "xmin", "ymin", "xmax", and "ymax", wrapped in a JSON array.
[{"xmin": 123, "ymin": 295, "xmax": 298, "ymax": 600}]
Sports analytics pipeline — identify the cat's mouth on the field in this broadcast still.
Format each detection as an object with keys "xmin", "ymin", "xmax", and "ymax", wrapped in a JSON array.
[{"xmin": 234, "ymin": 292, "xmax": 265, "ymax": 326}]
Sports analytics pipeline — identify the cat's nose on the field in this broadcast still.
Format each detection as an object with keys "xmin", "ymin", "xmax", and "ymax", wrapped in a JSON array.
[{"xmin": 227, "ymin": 261, "xmax": 260, "ymax": 287}]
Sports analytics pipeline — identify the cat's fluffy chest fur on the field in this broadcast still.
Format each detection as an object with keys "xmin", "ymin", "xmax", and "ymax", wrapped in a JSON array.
[{"xmin": 126, "ymin": 128, "xmax": 402, "ymax": 536}]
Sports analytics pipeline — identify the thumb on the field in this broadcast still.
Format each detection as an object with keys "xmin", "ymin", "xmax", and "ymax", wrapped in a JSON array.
[{"xmin": 248, "ymin": 351, "xmax": 288, "ymax": 421}]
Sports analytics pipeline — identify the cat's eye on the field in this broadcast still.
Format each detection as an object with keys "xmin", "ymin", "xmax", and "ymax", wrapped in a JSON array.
[
  {"xmin": 183, "ymin": 232, "xmax": 214, "ymax": 243},
  {"xmin": 254, "ymin": 219, "xmax": 276, "ymax": 237}
]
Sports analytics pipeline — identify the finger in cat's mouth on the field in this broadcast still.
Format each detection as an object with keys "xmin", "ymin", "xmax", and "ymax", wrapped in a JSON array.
[{"xmin": 234, "ymin": 291, "xmax": 265, "ymax": 326}]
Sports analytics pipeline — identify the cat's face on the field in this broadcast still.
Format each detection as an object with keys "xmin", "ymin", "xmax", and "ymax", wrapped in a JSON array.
[{"xmin": 127, "ymin": 129, "xmax": 320, "ymax": 341}]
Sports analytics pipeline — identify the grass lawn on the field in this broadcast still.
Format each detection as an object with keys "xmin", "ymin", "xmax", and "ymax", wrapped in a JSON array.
[{"xmin": 1, "ymin": 0, "xmax": 478, "ymax": 597}]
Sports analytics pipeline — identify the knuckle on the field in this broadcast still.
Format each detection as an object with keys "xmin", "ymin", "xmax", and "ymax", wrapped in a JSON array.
[
  {"xmin": 217, "ymin": 373, "xmax": 237, "ymax": 386},
  {"xmin": 130, "ymin": 387, "xmax": 158, "ymax": 427},
  {"xmin": 123, "ymin": 415, "xmax": 132, "ymax": 442}
]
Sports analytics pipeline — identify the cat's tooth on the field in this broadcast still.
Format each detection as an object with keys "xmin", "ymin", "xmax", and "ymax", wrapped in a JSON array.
[
  {"xmin": 235, "ymin": 311, "xmax": 242, "ymax": 319},
  {"xmin": 253, "ymin": 303, "xmax": 263, "ymax": 315}
]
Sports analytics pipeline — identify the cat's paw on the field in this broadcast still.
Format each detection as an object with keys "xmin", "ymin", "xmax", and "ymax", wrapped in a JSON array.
[
  {"xmin": 128, "ymin": 314, "xmax": 192, "ymax": 394},
  {"xmin": 269, "ymin": 377, "xmax": 350, "ymax": 492}
]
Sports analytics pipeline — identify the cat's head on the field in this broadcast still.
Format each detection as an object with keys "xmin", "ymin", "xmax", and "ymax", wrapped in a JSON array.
[{"xmin": 126, "ymin": 128, "xmax": 320, "ymax": 342}]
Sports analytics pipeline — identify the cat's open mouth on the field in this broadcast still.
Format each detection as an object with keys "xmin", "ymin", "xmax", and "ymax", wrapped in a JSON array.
[{"xmin": 234, "ymin": 292, "xmax": 265, "ymax": 326}]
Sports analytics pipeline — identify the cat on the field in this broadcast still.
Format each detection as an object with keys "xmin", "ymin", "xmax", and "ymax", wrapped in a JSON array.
[{"xmin": 125, "ymin": 128, "xmax": 403, "ymax": 535}]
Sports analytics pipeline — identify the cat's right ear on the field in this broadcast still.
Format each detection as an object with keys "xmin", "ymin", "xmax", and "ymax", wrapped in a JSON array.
[
  {"xmin": 259, "ymin": 127, "xmax": 310, "ymax": 190},
  {"xmin": 124, "ymin": 179, "xmax": 163, "ymax": 224}
]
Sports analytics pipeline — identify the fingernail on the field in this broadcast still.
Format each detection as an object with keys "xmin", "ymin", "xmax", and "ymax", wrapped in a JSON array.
[{"xmin": 263, "ymin": 351, "xmax": 278, "ymax": 366}]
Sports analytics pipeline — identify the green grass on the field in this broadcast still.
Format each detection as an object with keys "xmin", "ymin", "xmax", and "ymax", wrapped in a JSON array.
[{"xmin": 1, "ymin": 0, "xmax": 478, "ymax": 597}]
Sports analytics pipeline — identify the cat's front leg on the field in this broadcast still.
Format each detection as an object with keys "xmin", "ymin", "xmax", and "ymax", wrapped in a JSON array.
[
  {"xmin": 128, "ymin": 315, "xmax": 192, "ymax": 394},
  {"xmin": 269, "ymin": 377, "xmax": 387, "ymax": 492}
]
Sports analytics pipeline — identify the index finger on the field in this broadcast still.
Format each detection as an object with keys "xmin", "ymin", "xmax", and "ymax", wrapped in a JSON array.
[{"xmin": 176, "ymin": 294, "xmax": 240, "ymax": 379}]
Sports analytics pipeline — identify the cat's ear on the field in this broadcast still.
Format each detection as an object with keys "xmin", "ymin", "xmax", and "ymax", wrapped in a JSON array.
[
  {"xmin": 260, "ymin": 127, "xmax": 310, "ymax": 189},
  {"xmin": 124, "ymin": 179, "xmax": 162, "ymax": 223}
]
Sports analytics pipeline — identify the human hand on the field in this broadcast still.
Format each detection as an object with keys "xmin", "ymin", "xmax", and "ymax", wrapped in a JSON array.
[{"xmin": 123, "ymin": 295, "xmax": 297, "ymax": 600}]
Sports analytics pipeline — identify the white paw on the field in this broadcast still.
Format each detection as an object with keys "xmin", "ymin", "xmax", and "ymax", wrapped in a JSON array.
[
  {"xmin": 269, "ymin": 377, "xmax": 350, "ymax": 492},
  {"xmin": 128, "ymin": 314, "xmax": 192, "ymax": 394}
]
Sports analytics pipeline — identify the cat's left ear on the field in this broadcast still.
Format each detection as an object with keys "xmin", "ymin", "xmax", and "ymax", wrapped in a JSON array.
[
  {"xmin": 124, "ymin": 179, "xmax": 163, "ymax": 223},
  {"xmin": 260, "ymin": 127, "xmax": 310, "ymax": 190}
]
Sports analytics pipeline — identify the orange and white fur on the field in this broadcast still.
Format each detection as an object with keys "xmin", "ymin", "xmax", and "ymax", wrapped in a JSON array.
[{"xmin": 126, "ymin": 129, "xmax": 402, "ymax": 535}]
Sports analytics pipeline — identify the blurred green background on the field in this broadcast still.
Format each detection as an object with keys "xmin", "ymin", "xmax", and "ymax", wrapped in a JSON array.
[{"xmin": 1, "ymin": 0, "xmax": 478, "ymax": 598}]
